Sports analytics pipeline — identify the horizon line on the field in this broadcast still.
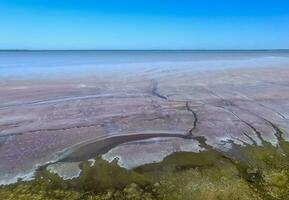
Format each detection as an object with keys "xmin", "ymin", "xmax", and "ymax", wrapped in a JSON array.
[{"xmin": 1, "ymin": 49, "xmax": 289, "ymax": 51}]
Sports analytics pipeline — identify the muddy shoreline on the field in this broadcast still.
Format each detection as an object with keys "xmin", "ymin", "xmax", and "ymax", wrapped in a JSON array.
[{"xmin": 58, "ymin": 132, "xmax": 193, "ymax": 162}]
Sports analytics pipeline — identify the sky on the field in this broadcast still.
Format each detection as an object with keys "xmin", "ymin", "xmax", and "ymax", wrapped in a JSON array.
[{"xmin": 0, "ymin": 0, "xmax": 289, "ymax": 50}]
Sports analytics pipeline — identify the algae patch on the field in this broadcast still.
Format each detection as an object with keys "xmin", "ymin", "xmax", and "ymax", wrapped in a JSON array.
[{"xmin": 2, "ymin": 139, "xmax": 289, "ymax": 199}]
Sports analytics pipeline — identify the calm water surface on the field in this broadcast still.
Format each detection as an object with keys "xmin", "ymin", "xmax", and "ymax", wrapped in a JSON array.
[{"xmin": 1, "ymin": 50, "xmax": 289, "ymax": 78}]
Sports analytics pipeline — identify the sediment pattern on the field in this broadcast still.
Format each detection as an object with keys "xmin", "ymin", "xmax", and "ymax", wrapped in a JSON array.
[{"xmin": 1, "ymin": 64, "xmax": 289, "ymax": 200}]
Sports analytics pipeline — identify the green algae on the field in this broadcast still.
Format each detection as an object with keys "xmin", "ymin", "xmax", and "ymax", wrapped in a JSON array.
[{"xmin": 2, "ymin": 137, "xmax": 289, "ymax": 199}]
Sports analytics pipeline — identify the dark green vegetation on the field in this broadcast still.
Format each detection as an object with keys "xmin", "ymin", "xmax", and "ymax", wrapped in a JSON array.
[{"xmin": 2, "ymin": 135, "xmax": 289, "ymax": 200}]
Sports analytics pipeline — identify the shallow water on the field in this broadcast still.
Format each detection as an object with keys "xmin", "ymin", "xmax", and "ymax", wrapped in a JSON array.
[
  {"xmin": 58, "ymin": 133, "xmax": 192, "ymax": 162},
  {"xmin": 1, "ymin": 50, "xmax": 289, "ymax": 78}
]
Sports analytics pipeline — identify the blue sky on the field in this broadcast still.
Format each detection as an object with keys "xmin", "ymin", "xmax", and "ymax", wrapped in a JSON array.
[{"xmin": 0, "ymin": 0, "xmax": 289, "ymax": 49}]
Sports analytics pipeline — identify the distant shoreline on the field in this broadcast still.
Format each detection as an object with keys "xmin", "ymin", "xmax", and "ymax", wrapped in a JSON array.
[{"xmin": 1, "ymin": 49, "xmax": 289, "ymax": 52}]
